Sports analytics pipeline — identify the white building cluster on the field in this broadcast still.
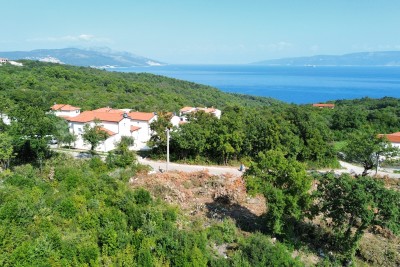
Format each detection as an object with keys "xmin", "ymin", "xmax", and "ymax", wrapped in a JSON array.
[
  {"xmin": 51, "ymin": 104, "xmax": 156, "ymax": 151},
  {"xmin": 51, "ymin": 104, "xmax": 221, "ymax": 152}
]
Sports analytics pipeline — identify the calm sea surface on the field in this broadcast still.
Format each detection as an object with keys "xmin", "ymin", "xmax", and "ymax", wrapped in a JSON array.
[{"xmin": 109, "ymin": 65, "xmax": 400, "ymax": 104}]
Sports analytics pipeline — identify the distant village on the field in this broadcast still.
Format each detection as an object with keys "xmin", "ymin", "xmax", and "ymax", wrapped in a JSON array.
[
  {"xmin": 0, "ymin": 58, "xmax": 23, "ymax": 66},
  {"xmin": 50, "ymin": 104, "xmax": 221, "ymax": 152}
]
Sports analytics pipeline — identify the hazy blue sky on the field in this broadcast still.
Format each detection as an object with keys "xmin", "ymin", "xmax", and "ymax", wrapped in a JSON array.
[{"xmin": 2, "ymin": 0, "xmax": 400, "ymax": 64}]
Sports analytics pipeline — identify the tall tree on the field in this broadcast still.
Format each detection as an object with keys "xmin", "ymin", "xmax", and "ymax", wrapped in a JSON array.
[
  {"xmin": 312, "ymin": 172, "xmax": 400, "ymax": 260},
  {"xmin": 343, "ymin": 129, "xmax": 397, "ymax": 176},
  {"xmin": 82, "ymin": 121, "xmax": 109, "ymax": 151},
  {"xmin": 0, "ymin": 132, "xmax": 13, "ymax": 170},
  {"xmin": 245, "ymin": 150, "xmax": 312, "ymax": 235},
  {"xmin": 9, "ymin": 105, "xmax": 57, "ymax": 168},
  {"xmin": 148, "ymin": 112, "xmax": 173, "ymax": 155}
]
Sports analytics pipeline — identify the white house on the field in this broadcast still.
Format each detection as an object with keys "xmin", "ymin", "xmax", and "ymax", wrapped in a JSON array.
[
  {"xmin": 179, "ymin": 106, "xmax": 222, "ymax": 119},
  {"xmin": 51, "ymin": 104, "xmax": 81, "ymax": 117},
  {"xmin": 378, "ymin": 132, "xmax": 400, "ymax": 149},
  {"xmin": 128, "ymin": 111, "xmax": 157, "ymax": 150},
  {"xmin": 52, "ymin": 105, "xmax": 157, "ymax": 152},
  {"xmin": 0, "ymin": 58, "xmax": 8, "ymax": 64}
]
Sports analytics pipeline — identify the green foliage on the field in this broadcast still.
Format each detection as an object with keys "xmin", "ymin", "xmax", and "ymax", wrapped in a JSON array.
[
  {"xmin": 312, "ymin": 172, "xmax": 400, "ymax": 259},
  {"xmin": 106, "ymin": 137, "xmax": 137, "ymax": 168},
  {"xmin": 0, "ymin": 60, "xmax": 279, "ymax": 112},
  {"xmin": 0, "ymin": 132, "xmax": 13, "ymax": 170},
  {"xmin": 230, "ymin": 233, "xmax": 304, "ymax": 266},
  {"xmin": 245, "ymin": 150, "xmax": 312, "ymax": 235},
  {"xmin": 343, "ymin": 128, "xmax": 398, "ymax": 176},
  {"xmin": 82, "ymin": 120, "xmax": 109, "ymax": 151}
]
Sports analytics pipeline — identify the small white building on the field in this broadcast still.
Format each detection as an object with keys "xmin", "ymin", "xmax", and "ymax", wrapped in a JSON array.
[
  {"xmin": 51, "ymin": 104, "xmax": 81, "ymax": 117},
  {"xmin": 0, "ymin": 58, "xmax": 8, "ymax": 64},
  {"xmin": 127, "ymin": 111, "xmax": 157, "ymax": 150},
  {"xmin": 179, "ymin": 106, "xmax": 222, "ymax": 119},
  {"xmin": 53, "ymin": 105, "xmax": 157, "ymax": 152}
]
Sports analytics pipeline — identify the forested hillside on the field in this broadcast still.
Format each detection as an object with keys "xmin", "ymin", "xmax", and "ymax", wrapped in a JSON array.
[
  {"xmin": 0, "ymin": 61, "xmax": 399, "ymax": 266},
  {"xmin": 0, "ymin": 60, "xmax": 279, "ymax": 112}
]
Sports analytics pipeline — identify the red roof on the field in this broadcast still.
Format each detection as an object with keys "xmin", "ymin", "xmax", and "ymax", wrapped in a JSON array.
[
  {"xmin": 66, "ymin": 111, "xmax": 123, "ymax": 123},
  {"xmin": 130, "ymin": 126, "xmax": 141, "ymax": 132},
  {"xmin": 180, "ymin": 106, "xmax": 194, "ymax": 112},
  {"xmin": 378, "ymin": 132, "xmax": 400, "ymax": 143},
  {"xmin": 51, "ymin": 104, "xmax": 80, "ymax": 111},
  {"xmin": 98, "ymin": 127, "xmax": 116, "ymax": 136},
  {"xmin": 128, "ymin": 112, "xmax": 155, "ymax": 121},
  {"xmin": 92, "ymin": 107, "xmax": 125, "ymax": 114}
]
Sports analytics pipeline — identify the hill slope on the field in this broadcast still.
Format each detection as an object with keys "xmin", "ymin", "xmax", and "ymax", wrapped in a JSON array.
[
  {"xmin": 0, "ymin": 60, "xmax": 280, "ymax": 112},
  {"xmin": 253, "ymin": 51, "xmax": 400, "ymax": 66},
  {"xmin": 0, "ymin": 47, "xmax": 164, "ymax": 67}
]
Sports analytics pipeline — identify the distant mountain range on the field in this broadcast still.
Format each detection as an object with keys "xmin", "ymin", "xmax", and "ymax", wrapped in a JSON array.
[
  {"xmin": 0, "ymin": 47, "xmax": 165, "ymax": 68},
  {"xmin": 253, "ymin": 51, "xmax": 400, "ymax": 66}
]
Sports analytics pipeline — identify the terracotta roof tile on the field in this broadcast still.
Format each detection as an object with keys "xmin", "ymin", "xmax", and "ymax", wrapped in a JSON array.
[
  {"xmin": 130, "ymin": 126, "xmax": 141, "ymax": 132},
  {"xmin": 180, "ymin": 106, "xmax": 194, "ymax": 112},
  {"xmin": 66, "ymin": 111, "xmax": 123, "ymax": 123},
  {"xmin": 98, "ymin": 127, "xmax": 116, "ymax": 136},
  {"xmin": 51, "ymin": 104, "xmax": 65, "ymax": 110},
  {"xmin": 51, "ymin": 104, "xmax": 80, "ymax": 111},
  {"xmin": 128, "ymin": 112, "xmax": 155, "ymax": 121},
  {"xmin": 379, "ymin": 133, "xmax": 400, "ymax": 143}
]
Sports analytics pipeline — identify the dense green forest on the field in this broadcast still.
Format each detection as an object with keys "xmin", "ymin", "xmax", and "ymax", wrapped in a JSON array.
[
  {"xmin": 0, "ymin": 61, "xmax": 399, "ymax": 266},
  {"xmin": 0, "ymin": 60, "xmax": 279, "ymax": 112}
]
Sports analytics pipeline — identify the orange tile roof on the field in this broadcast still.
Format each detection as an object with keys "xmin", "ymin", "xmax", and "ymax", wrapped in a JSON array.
[
  {"xmin": 98, "ymin": 127, "xmax": 116, "ymax": 136},
  {"xmin": 180, "ymin": 106, "xmax": 194, "ymax": 112},
  {"xmin": 128, "ymin": 111, "xmax": 155, "ymax": 121},
  {"xmin": 61, "ymin": 104, "xmax": 81, "ymax": 111},
  {"xmin": 378, "ymin": 132, "xmax": 400, "ymax": 143},
  {"xmin": 130, "ymin": 126, "xmax": 141, "ymax": 132},
  {"xmin": 66, "ymin": 111, "xmax": 123, "ymax": 123},
  {"xmin": 92, "ymin": 107, "xmax": 125, "ymax": 114},
  {"xmin": 92, "ymin": 107, "xmax": 112, "ymax": 112},
  {"xmin": 51, "ymin": 104, "xmax": 80, "ymax": 111},
  {"xmin": 51, "ymin": 104, "xmax": 65, "ymax": 110}
]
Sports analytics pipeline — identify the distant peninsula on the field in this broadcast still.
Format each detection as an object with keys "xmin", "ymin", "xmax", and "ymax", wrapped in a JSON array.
[
  {"xmin": 0, "ymin": 47, "xmax": 165, "ymax": 68},
  {"xmin": 252, "ymin": 51, "xmax": 400, "ymax": 66}
]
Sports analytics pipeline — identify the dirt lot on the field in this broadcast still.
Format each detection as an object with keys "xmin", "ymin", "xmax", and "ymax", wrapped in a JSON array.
[{"xmin": 129, "ymin": 170, "xmax": 266, "ymax": 231}]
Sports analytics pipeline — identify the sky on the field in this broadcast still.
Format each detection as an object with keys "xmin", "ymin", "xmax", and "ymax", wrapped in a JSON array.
[{"xmin": 2, "ymin": 0, "xmax": 400, "ymax": 64}]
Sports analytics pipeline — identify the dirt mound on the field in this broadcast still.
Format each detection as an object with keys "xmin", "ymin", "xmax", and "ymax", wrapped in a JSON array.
[{"xmin": 129, "ymin": 170, "xmax": 266, "ymax": 225}]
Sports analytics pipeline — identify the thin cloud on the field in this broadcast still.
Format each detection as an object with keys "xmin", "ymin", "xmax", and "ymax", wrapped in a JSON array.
[
  {"xmin": 258, "ymin": 41, "xmax": 293, "ymax": 51},
  {"xmin": 28, "ymin": 34, "xmax": 111, "ymax": 43}
]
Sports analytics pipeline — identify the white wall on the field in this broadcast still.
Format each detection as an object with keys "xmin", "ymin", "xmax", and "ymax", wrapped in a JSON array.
[{"xmin": 54, "ymin": 109, "xmax": 80, "ymax": 118}]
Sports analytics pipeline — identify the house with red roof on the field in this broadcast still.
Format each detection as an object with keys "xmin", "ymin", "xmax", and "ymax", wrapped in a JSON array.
[
  {"xmin": 51, "ymin": 103, "xmax": 81, "ymax": 117},
  {"xmin": 378, "ymin": 132, "xmax": 400, "ymax": 148},
  {"xmin": 52, "ymin": 105, "xmax": 157, "ymax": 152}
]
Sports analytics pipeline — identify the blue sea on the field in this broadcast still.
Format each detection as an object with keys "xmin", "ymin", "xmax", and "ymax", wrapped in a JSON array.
[{"xmin": 108, "ymin": 65, "xmax": 400, "ymax": 104}]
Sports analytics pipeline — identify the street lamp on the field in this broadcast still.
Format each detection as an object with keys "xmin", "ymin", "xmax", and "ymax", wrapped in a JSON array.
[{"xmin": 166, "ymin": 127, "xmax": 170, "ymax": 172}]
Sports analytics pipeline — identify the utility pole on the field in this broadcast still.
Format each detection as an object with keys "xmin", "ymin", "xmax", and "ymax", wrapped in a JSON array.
[{"xmin": 166, "ymin": 128, "xmax": 170, "ymax": 172}]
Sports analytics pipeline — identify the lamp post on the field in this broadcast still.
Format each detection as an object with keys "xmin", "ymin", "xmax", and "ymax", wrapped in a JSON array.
[{"xmin": 166, "ymin": 128, "xmax": 170, "ymax": 172}]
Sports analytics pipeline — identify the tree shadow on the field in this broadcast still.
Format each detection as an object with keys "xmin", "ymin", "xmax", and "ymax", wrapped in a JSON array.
[{"xmin": 205, "ymin": 197, "xmax": 265, "ymax": 233}]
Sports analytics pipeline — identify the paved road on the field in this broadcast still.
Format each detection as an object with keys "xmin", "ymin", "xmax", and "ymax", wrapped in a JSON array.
[
  {"xmin": 138, "ymin": 157, "xmax": 243, "ymax": 177},
  {"xmin": 139, "ymin": 158, "xmax": 400, "ymax": 178},
  {"xmin": 333, "ymin": 161, "xmax": 400, "ymax": 178},
  {"xmin": 54, "ymin": 148, "xmax": 400, "ymax": 179}
]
